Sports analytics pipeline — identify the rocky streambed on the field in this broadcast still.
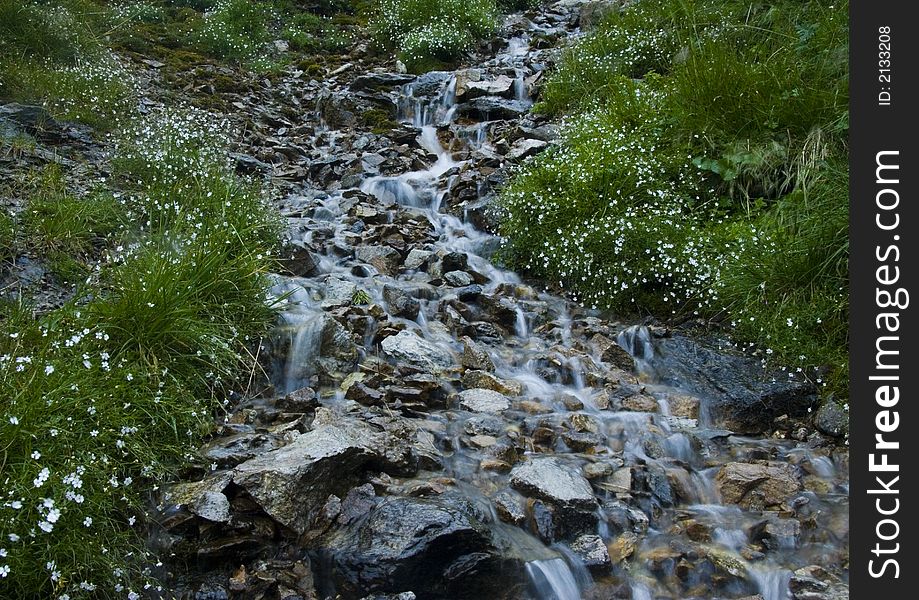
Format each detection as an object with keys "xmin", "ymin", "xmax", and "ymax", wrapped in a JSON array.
[{"xmin": 154, "ymin": 2, "xmax": 849, "ymax": 599}]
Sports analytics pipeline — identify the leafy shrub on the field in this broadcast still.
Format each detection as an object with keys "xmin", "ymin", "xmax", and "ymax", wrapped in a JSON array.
[{"xmin": 371, "ymin": 0, "xmax": 499, "ymax": 71}]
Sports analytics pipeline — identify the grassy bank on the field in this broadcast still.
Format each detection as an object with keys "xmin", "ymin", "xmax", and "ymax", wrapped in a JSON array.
[
  {"xmin": 499, "ymin": 0, "xmax": 849, "ymax": 395},
  {"xmin": 0, "ymin": 2, "xmax": 299, "ymax": 597}
]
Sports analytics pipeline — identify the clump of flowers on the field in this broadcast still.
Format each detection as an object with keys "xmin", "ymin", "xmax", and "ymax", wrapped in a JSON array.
[
  {"xmin": 196, "ymin": 0, "xmax": 277, "ymax": 59},
  {"xmin": 371, "ymin": 0, "xmax": 499, "ymax": 71}
]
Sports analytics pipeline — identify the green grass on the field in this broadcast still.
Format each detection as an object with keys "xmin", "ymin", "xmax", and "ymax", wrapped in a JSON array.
[
  {"xmin": 1, "ymin": 101, "xmax": 281, "ymax": 598},
  {"xmin": 371, "ymin": 0, "xmax": 499, "ymax": 72},
  {"xmin": 21, "ymin": 166, "xmax": 132, "ymax": 258},
  {"xmin": 500, "ymin": 0, "xmax": 849, "ymax": 397}
]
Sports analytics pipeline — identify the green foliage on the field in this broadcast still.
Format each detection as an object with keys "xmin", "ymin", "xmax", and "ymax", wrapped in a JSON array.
[
  {"xmin": 194, "ymin": 0, "xmax": 278, "ymax": 58},
  {"xmin": 21, "ymin": 166, "xmax": 131, "ymax": 257},
  {"xmin": 502, "ymin": 0, "xmax": 849, "ymax": 395},
  {"xmin": 283, "ymin": 10, "xmax": 353, "ymax": 53},
  {"xmin": 0, "ymin": 1, "xmax": 137, "ymax": 129},
  {"xmin": 371, "ymin": 0, "xmax": 499, "ymax": 71},
  {"xmin": 1, "ymin": 102, "xmax": 280, "ymax": 597}
]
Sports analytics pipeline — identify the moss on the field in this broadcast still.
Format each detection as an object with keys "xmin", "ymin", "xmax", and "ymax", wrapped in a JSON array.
[{"xmin": 360, "ymin": 108, "xmax": 398, "ymax": 134}]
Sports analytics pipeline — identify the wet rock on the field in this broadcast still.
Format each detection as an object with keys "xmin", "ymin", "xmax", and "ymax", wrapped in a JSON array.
[
  {"xmin": 381, "ymin": 330, "xmax": 455, "ymax": 372},
  {"xmin": 608, "ymin": 531, "xmax": 639, "ymax": 564},
  {"xmin": 463, "ymin": 415, "xmax": 505, "ymax": 436},
  {"xmin": 510, "ymin": 457, "xmax": 597, "ymax": 510},
  {"xmin": 279, "ymin": 242, "xmax": 321, "ymax": 277},
  {"xmin": 570, "ymin": 534, "xmax": 612, "ymax": 574},
  {"xmin": 410, "ymin": 71, "xmax": 453, "ymax": 97},
  {"xmin": 458, "ymin": 388, "xmax": 511, "ymax": 413},
  {"xmin": 462, "ymin": 75, "xmax": 515, "ymax": 100},
  {"xmin": 751, "ymin": 517, "xmax": 800, "ymax": 551},
  {"xmin": 649, "ymin": 334, "xmax": 818, "ymax": 433},
  {"xmin": 355, "ymin": 245, "xmax": 402, "ymax": 275},
  {"xmin": 505, "ymin": 138, "xmax": 547, "ymax": 161},
  {"xmin": 456, "ymin": 98, "xmax": 531, "ymax": 121},
  {"xmin": 462, "ymin": 370, "xmax": 522, "ymax": 396},
  {"xmin": 351, "ymin": 73, "xmax": 416, "ymax": 92},
  {"xmin": 715, "ymin": 462, "xmax": 802, "ymax": 509},
  {"xmin": 440, "ymin": 251, "xmax": 468, "ymax": 273},
  {"xmin": 383, "ymin": 285, "xmax": 421, "ymax": 319},
  {"xmin": 561, "ymin": 430, "xmax": 604, "ymax": 452},
  {"xmin": 583, "ymin": 461, "xmax": 614, "ymax": 480},
  {"xmin": 201, "ymin": 432, "xmax": 284, "ymax": 468},
  {"xmin": 789, "ymin": 565, "xmax": 849, "ymax": 600},
  {"xmin": 461, "ymin": 336, "xmax": 495, "ymax": 372},
  {"xmin": 278, "ymin": 387, "xmax": 320, "ymax": 413},
  {"xmin": 232, "ymin": 415, "xmax": 408, "ymax": 534},
  {"xmin": 493, "ymin": 490, "xmax": 526, "ymax": 525},
  {"xmin": 443, "ymin": 270, "xmax": 474, "ymax": 287},
  {"xmin": 814, "ymin": 401, "xmax": 848, "ymax": 437},
  {"xmin": 325, "ymin": 496, "xmax": 525, "ymax": 599},
  {"xmin": 324, "ymin": 277, "xmax": 358, "ymax": 307},
  {"xmin": 164, "ymin": 474, "xmax": 233, "ymax": 526},
  {"xmin": 620, "ymin": 394, "xmax": 659, "ymax": 413},
  {"xmin": 404, "ymin": 248, "xmax": 434, "ymax": 270}
]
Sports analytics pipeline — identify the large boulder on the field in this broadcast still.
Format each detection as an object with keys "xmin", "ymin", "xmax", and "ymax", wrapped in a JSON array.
[
  {"xmin": 458, "ymin": 388, "xmax": 511, "ymax": 413},
  {"xmin": 637, "ymin": 333, "xmax": 818, "ymax": 433},
  {"xmin": 715, "ymin": 462, "xmax": 802, "ymax": 509},
  {"xmin": 510, "ymin": 457, "xmax": 597, "ymax": 510},
  {"xmin": 381, "ymin": 330, "xmax": 455, "ymax": 372},
  {"xmin": 323, "ymin": 496, "xmax": 527, "ymax": 599},
  {"xmin": 231, "ymin": 413, "xmax": 429, "ymax": 534}
]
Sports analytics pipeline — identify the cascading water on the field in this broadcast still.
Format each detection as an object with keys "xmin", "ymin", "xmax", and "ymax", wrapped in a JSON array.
[{"xmin": 256, "ymin": 9, "xmax": 848, "ymax": 600}]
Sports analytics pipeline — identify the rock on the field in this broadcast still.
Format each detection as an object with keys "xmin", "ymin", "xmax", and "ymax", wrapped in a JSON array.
[
  {"xmin": 715, "ymin": 462, "xmax": 802, "ymax": 509},
  {"xmin": 562, "ymin": 431, "xmax": 604, "ymax": 452},
  {"xmin": 355, "ymin": 245, "xmax": 402, "ymax": 275},
  {"xmin": 583, "ymin": 462, "xmax": 614, "ymax": 480},
  {"xmin": 351, "ymin": 73, "xmax": 416, "ymax": 91},
  {"xmin": 579, "ymin": 0, "xmax": 620, "ymax": 28},
  {"xmin": 751, "ymin": 517, "xmax": 800, "ymax": 551},
  {"xmin": 458, "ymin": 388, "xmax": 511, "ymax": 413},
  {"xmin": 667, "ymin": 394, "xmax": 701, "ymax": 420},
  {"xmin": 201, "ymin": 432, "xmax": 284, "ymax": 468},
  {"xmin": 463, "ymin": 415, "xmax": 505, "ymax": 437},
  {"xmin": 461, "ymin": 75, "xmax": 515, "ymax": 100},
  {"xmin": 232, "ymin": 415, "xmax": 419, "ymax": 534},
  {"xmin": 649, "ymin": 334, "xmax": 818, "ymax": 433},
  {"xmin": 493, "ymin": 490, "xmax": 526, "ymax": 525},
  {"xmin": 443, "ymin": 270, "xmax": 474, "ymax": 287},
  {"xmin": 383, "ymin": 285, "xmax": 421, "ymax": 319},
  {"xmin": 230, "ymin": 152, "xmax": 272, "ymax": 175},
  {"xmin": 814, "ymin": 401, "xmax": 848, "ymax": 437},
  {"xmin": 381, "ymin": 330, "xmax": 455, "ymax": 372},
  {"xmin": 608, "ymin": 531, "xmax": 638, "ymax": 564},
  {"xmin": 461, "ymin": 336, "xmax": 495, "ymax": 372},
  {"xmin": 789, "ymin": 565, "xmax": 849, "ymax": 600},
  {"xmin": 620, "ymin": 394, "xmax": 659, "ymax": 413},
  {"xmin": 410, "ymin": 71, "xmax": 452, "ymax": 97},
  {"xmin": 455, "ymin": 98, "xmax": 531, "ymax": 121},
  {"xmin": 163, "ymin": 474, "xmax": 232, "ymax": 526},
  {"xmin": 462, "ymin": 370, "xmax": 522, "ymax": 396},
  {"xmin": 570, "ymin": 534, "xmax": 612, "ymax": 574},
  {"xmin": 324, "ymin": 277, "xmax": 358, "ymax": 307},
  {"xmin": 404, "ymin": 248, "xmax": 434, "ymax": 270},
  {"xmin": 0, "ymin": 103, "xmax": 57, "ymax": 131},
  {"xmin": 506, "ymin": 138, "xmax": 547, "ymax": 161},
  {"xmin": 440, "ymin": 252, "xmax": 468, "ymax": 273},
  {"xmin": 325, "ymin": 496, "xmax": 526, "ymax": 599},
  {"xmin": 510, "ymin": 457, "xmax": 597, "ymax": 509}
]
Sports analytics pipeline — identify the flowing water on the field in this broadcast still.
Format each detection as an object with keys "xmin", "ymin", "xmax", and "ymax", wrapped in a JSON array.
[{"xmin": 260, "ymin": 6, "xmax": 849, "ymax": 599}]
